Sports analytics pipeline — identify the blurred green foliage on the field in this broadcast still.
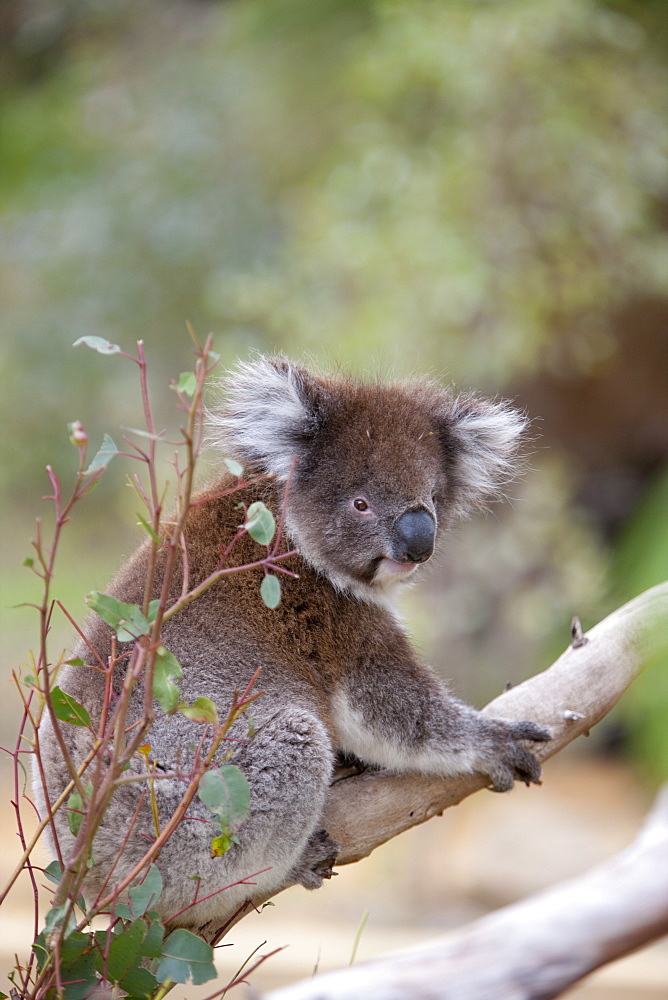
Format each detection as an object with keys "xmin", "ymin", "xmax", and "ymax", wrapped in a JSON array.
[
  {"xmin": 1, "ymin": 0, "xmax": 666, "ymax": 774},
  {"xmin": 611, "ymin": 468, "xmax": 668, "ymax": 782}
]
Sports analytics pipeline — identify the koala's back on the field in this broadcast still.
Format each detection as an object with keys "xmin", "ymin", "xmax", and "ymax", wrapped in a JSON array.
[{"xmin": 38, "ymin": 476, "xmax": 390, "ymax": 925}]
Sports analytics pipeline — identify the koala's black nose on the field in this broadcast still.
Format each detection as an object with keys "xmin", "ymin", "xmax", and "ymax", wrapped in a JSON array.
[{"xmin": 393, "ymin": 508, "xmax": 436, "ymax": 563}]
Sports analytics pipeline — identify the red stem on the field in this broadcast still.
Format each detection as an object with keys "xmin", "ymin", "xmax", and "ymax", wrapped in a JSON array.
[{"xmin": 164, "ymin": 868, "xmax": 272, "ymax": 925}]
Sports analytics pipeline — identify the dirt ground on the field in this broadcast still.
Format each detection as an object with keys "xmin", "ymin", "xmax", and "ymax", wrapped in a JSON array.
[{"xmin": 1, "ymin": 753, "xmax": 666, "ymax": 998}]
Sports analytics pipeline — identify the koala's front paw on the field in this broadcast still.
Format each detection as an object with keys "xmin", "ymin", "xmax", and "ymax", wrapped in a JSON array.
[
  {"xmin": 476, "ymin": 718, "xmax": 551, "ymax": 792},
  {"xmin": 290, "ymin": 829, "xmax": 340, "ymax": 890}
]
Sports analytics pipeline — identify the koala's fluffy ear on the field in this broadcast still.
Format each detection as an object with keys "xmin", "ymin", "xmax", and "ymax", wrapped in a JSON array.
[
  {"xmin": 209, "ymin": 357, "xmax": 322, "ymax": 478},
  {"xmin": 440, "ymin": 393, "xmax": 529, "ymax": 517}
]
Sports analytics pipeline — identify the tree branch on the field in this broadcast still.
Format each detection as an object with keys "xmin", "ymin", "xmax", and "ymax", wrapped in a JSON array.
[
  {"xmin": 253, "ymin": 583, "xmax": 668, "ymax": 999},
  {"xmin": 262, "ymin": 783, "xmax": 668, "ymax": 1000},
  {"xmin": 203, "ymin": 582, "xmax": 666, "ymax": 946},
  {"xmin": 324, "ymin": 581, "xmax": 668, "ymax": 866}
]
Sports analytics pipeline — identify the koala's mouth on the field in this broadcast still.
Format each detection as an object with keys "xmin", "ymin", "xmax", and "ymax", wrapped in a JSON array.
[{"xmin": 373, "ymin": 556, "xmax": 422, "ymax": 584}]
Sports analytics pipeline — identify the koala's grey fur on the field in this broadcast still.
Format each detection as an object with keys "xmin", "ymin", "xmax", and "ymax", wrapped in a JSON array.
[{"xmin": 37, "ymin": 357, "xmax": 549, "ymax": 932}]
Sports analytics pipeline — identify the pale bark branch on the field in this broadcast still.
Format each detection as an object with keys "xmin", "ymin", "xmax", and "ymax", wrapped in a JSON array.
[
  {"xmin": 208, "ymin": 582, "xmax": 667, "ymax": 947},
  {"xmin": 263, "ymin": 784, "xmax": 668, "ymax": 1000},
  {"xmin": 323, "ymin": 581, "xmax": 668, "ymax": 866}
]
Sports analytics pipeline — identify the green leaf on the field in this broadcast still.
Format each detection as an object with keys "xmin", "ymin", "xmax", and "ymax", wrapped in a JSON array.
[
  {"xmin": 180, "ymin": 697, "xmax": 218, "ymax": 725},
  {"xmin": 32, "ymin": 933, "xmax": 49, "ymax": 971},
  {"xmin": 67, "ymin": 788, "xmax": 84, "ymax": 836},
  {"xmin": 260, "ymin": 573, "xmax": 282, "ymax": 609},
  {"xmin": 147, "ymin": 599, "xmax": 161, "ymax": 623},
  {"xmin": 51, "ymin": 686, "xmax": 91, "ymax": 728},
  {"xmin": 84, "ymin": 433, "xmax": 118, "ymax": 475},
  {"xmin": 173, "ymin": 371, "xmax": 197, "ymax": 397},
  {"xmin": 119, "ymin": 965, "xmax": 158, "ymax": 999},
  {"xmin": 153, "ymin": 646, "xmax": 183, "ymax": 713},
  {"xmin": 61, "ymin": 952, "xmax": 98, "ymax": 1000},
  {"xmin": 16, "ymin": 756, "xmax": 28, "ymax": 796},
  {"xmin": 198, "ymin": 765, "xmax": 250, "ymax": 834},
  {"xmin": 136, "ymin": 513, "xmax": 161, "ymax": 544},
  {"xmin": 106, "ymin": 919, "xmax": 146, "ymax": 982},
  {"xmin": 43, "ymin": 860, "xmax": 64, "ymax": 886},
  {"xmin": 114, "ymin": 865, "xmax": 163, "ymax": 920},
  {"xmin": 59, "ymin": 931, "xmax": 90, "ymax": 967},
  {"xmin": 86, "ymin": 592, "xmax": 150, "ymax": 642},
  {"xmin": 210, "ymin": 833, "xmax": 236, "ymax": 857},
  {"xmin": 156, "ymin": 929, "xmax": 216, "ymax": 986},
  {"xmin": 73, "ymin": 336, "xmax": 121, "ymax": 355},
  {"xmin": 66, "ymin": 782, "xmax": 92, "ymax": 837},
  {"xmin": 32, "ymin": 906, "xmax": 79, "ymax": 971},
  {"xmin": 64, "ymin": 656, "xmax": 85, "ymax": 666},
  {"xmin": 42, "ymin": 861, "xmax": 87, "ymax": 911},
  {"xmin": 22, "ymin": 556, "xmax": 34, "ymax": 568},
  {"xmin": 140, "ymin": 917, "xmax": 165, "ymax": 960},
  {"xmin": 223, "ymin": 457, "xmax": 244, "ymax": 477},
  {"xmin": 245, "ymin": 501, "xmax": 276, "ymax": 546}
]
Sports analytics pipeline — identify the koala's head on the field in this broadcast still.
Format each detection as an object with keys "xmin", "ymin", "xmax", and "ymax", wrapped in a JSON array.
[{"xmin": 210, "ymin": 358, "xmax": 527, "ymax": 602}]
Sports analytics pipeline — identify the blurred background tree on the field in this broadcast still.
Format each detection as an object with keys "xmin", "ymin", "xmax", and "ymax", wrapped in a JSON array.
[{"xmin": 1, "ymin": 0, "xmax": 667, "ymax": 778}]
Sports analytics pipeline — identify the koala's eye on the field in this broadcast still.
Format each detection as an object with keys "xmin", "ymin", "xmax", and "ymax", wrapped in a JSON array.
[{"xmin": 353, "ymin": 498, "xmax": 369, "ymax": 512}]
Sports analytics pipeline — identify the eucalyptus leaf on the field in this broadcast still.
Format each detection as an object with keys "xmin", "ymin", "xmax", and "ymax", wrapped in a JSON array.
[
  {"xmin": 84, "ymin": 434, "xmax": 118, "ymax": 475},
  {"xmin": 180, "ymin": 697, "xmax": 218, "ymax": 725},
  {"xmin": 67, "ymin": 788, "xmax": 84, "ymax": 836},
  {"xmin": 118, "ymin": 965, "xmax": 158, "ymax": 999},
  {"xmin": 16, "ymin": 756, "xmax": 28, "ymax": 797},
  {"xmin": 153, "ymin": 647, "xmax": 183, "ymax": 713},
  {"xmin": 114, "ymin": 865, "xmax": 164, "ymax": 920},
  {"xmin": 61, "ymin": 952, "xmax": 98, "ymax": 1000},
  {"xmin": 43, "ymin": 860, "xmax": 64, "ymax": 886},
  {"xmin": 51, "ymin": 687, "xmax": 91, "ymax": 728},
  {"xmin": 73, "ymin": 336, "xmax": 121, "ymax": 354},
  {"xmin": 136, "ymin": 514, "xmax": 161, "ymax": 544},
  {"xmin": 59, "ymin": 931, "xmax": 91, "ymax": 967},
  {"xmin": 106, "ymin": 919, "xmax": 146, "ymax": 982},
  {"xmin": 174, "ymin": 371, "xmax": 197, "ymax": 397},
  {"xmin": 260, "ymin": 573, "xmax": 281, "ymax": 609},
  {"xmin": 245, "ymin": 501, "xmax": 276, "ymax": 546},
  {"xmin": 140, "ymin": 917, "xmax": 165, "ymax": 959},
  {"xmin": 210, "ymin": 833, "xmax": 235, "ymax": 857},
  {"xmin": 86, "ymin": 592, "xmax": 150, "ymax": 642},
  {"xmin": 223, "ymin": 457, "xmax": 244, "ymax": 477},
  {"xmin": 156, "ymin": 929, "xmax": 216, "ymax": 986},
  {"xmin": 65, "ymin": 782, "xmax": 92, "ymax": 837},
  {"xmin": 43, "ymin": 861, "xmax": 87, "ymax": 911},
  {"xmin": 198, "ymin": 765, "xmax": 250, "ymax": 834}
]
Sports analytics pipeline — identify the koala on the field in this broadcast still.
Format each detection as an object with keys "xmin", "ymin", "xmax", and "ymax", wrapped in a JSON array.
[{"xmin": 37, "ymin": 357, "xmax": 549, "ymax": 933}]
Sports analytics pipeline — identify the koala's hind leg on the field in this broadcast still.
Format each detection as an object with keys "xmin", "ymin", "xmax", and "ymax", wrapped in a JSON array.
[
  {"xmin": 231, "ymin": 707, "xmax": 338, "ymax": 883},
  {"xmin": 163, "ymin": 706, "xmax": 337, "ymax": 930}
]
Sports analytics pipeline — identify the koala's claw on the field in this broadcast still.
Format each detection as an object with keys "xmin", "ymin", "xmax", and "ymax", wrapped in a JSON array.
[
  {"xmin": 509, "ymin": 721, "xmax": 551, "ymax": 743},
  {"xmin": 291, "ymin": 828, "xmax": 340, "ymax": 890},
  {"xmin": 479, "ymin": 718, "xmax": 551, "ymax": 792}
]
